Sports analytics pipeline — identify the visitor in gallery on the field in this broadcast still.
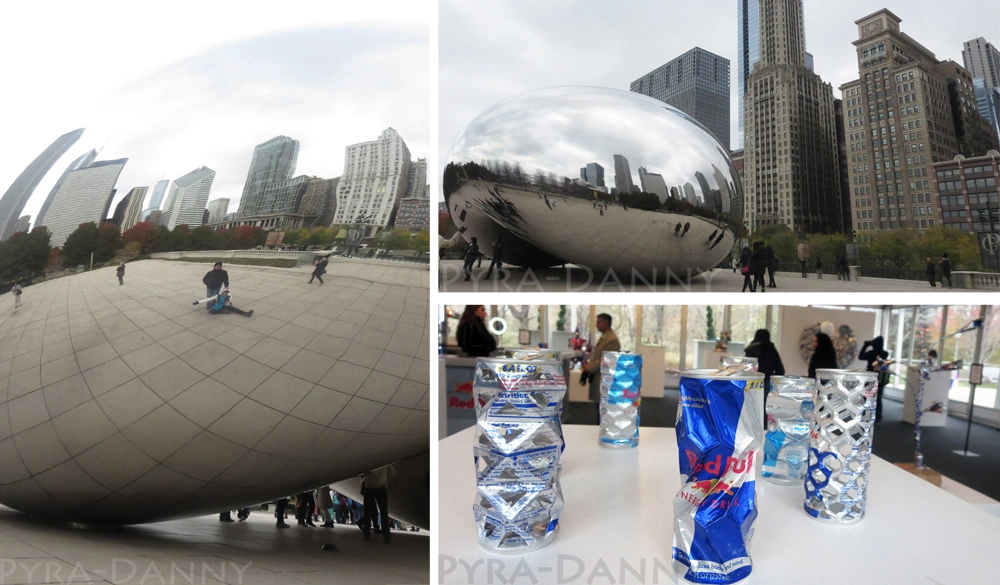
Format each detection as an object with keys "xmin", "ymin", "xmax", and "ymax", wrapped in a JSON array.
[
  {"xmin": 456, "ymin": 305, "xmax": 497, "ymax": 357},
  {"xmin": 581, "ymin": 313, "xmax": 621, "ymax": 424},
  {"xmin": 744, "ymin": 329, "xmax": 785, "ymax": 422},
  {"xmin": 807, "ymin": 333, "xmax": 838, "ymax": 378},
  {"xmin": 859, "ymin": 336, "xmax": 890, "ymax": 422}
]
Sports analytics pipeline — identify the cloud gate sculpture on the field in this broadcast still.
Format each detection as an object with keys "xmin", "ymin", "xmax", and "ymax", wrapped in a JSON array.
[
  {"xmin": 0, "ymin": 260, "xmax": 428, "ymax": 525},
  {"xmin": 444, "ymin": 86, "xmax": 744, "ymax": 279}
]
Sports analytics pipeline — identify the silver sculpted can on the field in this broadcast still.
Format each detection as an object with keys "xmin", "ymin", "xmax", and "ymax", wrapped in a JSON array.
[
  {"xmin": 762, "ymin": 376, "xmax": 815, "ymax": 485},
  {"xmin": 719, "ymin": 356, "xmax": 758, "ymax": 371},
  {"xmin": 804, "ymin": 369, "xmax": 879, "ymax": 525},
  {"xmin": 599, "ymin": 352, "xmax": 642, "ymax": 448},
  {"xmin": 473, "ymin": 359, "xmax": 565, "ymax": 553}
]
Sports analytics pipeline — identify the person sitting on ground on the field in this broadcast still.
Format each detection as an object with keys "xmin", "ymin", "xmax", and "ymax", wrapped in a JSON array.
[
  {"xmin": 203, "ymin": 262, "xmax": 229, "ymax": 299},
  {"xmin": 193, "ymin": 287, "xmax": 254, "ymax": 317}
]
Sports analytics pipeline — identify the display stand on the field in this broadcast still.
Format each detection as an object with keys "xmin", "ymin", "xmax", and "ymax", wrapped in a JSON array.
[{"xmin": 903, "ymin": 366, "xmax": 953, "ymax": 426}]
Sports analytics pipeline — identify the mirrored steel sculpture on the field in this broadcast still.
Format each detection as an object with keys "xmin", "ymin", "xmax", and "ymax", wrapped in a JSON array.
[{"xmin": 444, "ymin": 87, "xmax": 743, "ymax": 280}]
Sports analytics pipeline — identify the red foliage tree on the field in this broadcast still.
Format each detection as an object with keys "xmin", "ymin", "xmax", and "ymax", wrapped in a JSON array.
[{"xmin": 121, "ymin": 222, "xmax": 157, "ymax": 254}]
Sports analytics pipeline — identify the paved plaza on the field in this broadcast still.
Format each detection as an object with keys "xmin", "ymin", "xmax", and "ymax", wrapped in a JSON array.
[
  {"xmin": 0, "ymin": 506, "xmax": 428, "ymax": 584},
  {"xmin": 439, "ymin": 260, "xmax": 987, "ymax": 293}
]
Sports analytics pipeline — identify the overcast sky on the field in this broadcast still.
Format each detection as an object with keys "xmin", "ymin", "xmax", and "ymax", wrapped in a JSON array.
[
  {"xmin": 440, "ymin": 0, "xmax": 997, "ymax": 193},
  {"xmin": 0, "ymin": 0, "xmax": 429, "ymax": 225}
]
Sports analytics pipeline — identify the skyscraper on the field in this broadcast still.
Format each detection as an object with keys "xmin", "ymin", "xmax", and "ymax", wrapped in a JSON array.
[
  {"xmin": 613, "ymin": 154, "xmax": 634, "ymax": 196},
  {"xmin": 298, "ymin": 177, "xmax": 339, "ymax": 227},
  {"xmin": 206, "ymin": 198, "xmax": 230, "ymax": 224},
  {"xmin": 579, "ymin": 162, "xmax": 605, "ymax": 188},
  {"xmin": 142, "ymin": 179, "xmax": 169, "ymax": 221},
  {"xmin": 630, "ymin": 47, "xmax": 730, "ymax": 148},
  {"xmin": 120, "ymin": 186, "xmax": 148, "ymax": 232},
  {"xmin": 744, "ymin": 0, "xmax": 840, "ymax": 233},
  {"xmin": 637, "ymin": 167, "xmax": 668, "ymax": 201},
  {"xmin": 0, "ymin": 128, "xmax": 84, "ymax": 241},
  {"xmin": 405, "ymin": 158, "xmax": 428, "ymax": 199},
  {"xmin": 841, "ymin": 9, "xmax": 999, "ymax": 233},
  {"xmin": 160, "ymin": 166, "xmax": 216, "ymax": 230},
  {"xmin": 35, "ymin": 148, "xmax": 97, "ymax": 227},
  {"xmin": 111, "ymin": 192, "xmax": 132, "ymax": 226},
  {"xmin": 238, "ymin": 136, "xmax": 299, "ymax": 217},
  {"xmin": 963, "ymin": 37, "xmax": 1000, "ymax": 143},
  {"xmin": 11, "ymin": 216, "xmax": 30, "ymax": 236},
  {"xmin": 40, "ymin": 158, "xmax": 128, "ymax": 249},
  {"xmin": 332, "ymin": 128, "xmax": 411, "ymax": 228}
]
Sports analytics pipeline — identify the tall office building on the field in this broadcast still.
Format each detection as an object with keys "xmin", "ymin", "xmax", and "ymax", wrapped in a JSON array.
[
  {"xmin": 0, "ymin": 128, "xmax": 85, "ymax": 241},
  {"xmin": 405, "ymin": 158, "xmax": 428, "ymax": 199},
  {"xmin": 579, "ymin": 162, "xmax": 605, "ymax": 188},
  {"xmin": 11, "ymin": 216, "xmax": 30, "ymax": 236},
  {"xmin": 631, "ymin": 47, "xmax": 731, "ymax": 148},
  {"xmin": 120, "ymin": 186, "xmax": 148, "ymax": 232},
  {"xmin": 159, "ymin": 166, "xmax": 215, "ymax": 230},
  {"xmin": 612, "ymin": 154, "xmax": 634, "ymax": 196},
  {"xmin": 40, "ymin": 158, "xmax": 127, "ymax": 249},
  {"xmin": 238, "ymin": 136, "xmax": 299, "ymax": 217},
  {"xmin": 332, "ymin": 128, "xmax": 411, "ymax": 228},
  {"xmin": 298, "ymin": 177, "xmax": 339, "ymax": 227},
  {"xmin": 963, "ymin": 37, "xmax": 1000, "ymax": 144},
  {"xmin": 637, "ymin": 167, "xmax": 668, "ymax": 201},
  {"xmin": 142, "ymin": 179, "xmax": 169, "ymax": 221},
  {"xmin": 841, "ymin": 9, "xmax": 1000, "ymax": 233},
  {"xmin": 743, "ymin": 0, "xmax": 840, "ymax": 233},
  {"xmin": 35, "ymin": 148, "xmax": 97, "ymax": 227},
  {"xmin": 111, "ymin": 192, "xmax": 132, "ymax": 226},
  {"xmin": 206, "ymin": 198, "xmax": 230, "ymax": 224}
]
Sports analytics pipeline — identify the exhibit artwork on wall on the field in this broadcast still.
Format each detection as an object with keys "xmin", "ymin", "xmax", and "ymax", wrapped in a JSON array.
[{"xmin": 798, "ymin": 322, "xmax": 859, "ymax": 369}]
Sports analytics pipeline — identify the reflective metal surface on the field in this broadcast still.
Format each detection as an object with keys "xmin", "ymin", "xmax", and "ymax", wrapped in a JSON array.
[
  {"xmin": 445, "ymin": 86, "xmax": 743, "ymax": 279},
  {"xmin": 763, "ymin": 376, "xmax": 815, "ymax": 485},
  {"xmin": 599, "ymin": 352, "xmax": 641, "ymax": 448}
]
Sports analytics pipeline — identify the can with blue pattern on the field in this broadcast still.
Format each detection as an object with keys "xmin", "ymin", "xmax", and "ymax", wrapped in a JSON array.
[
  {"xmin": 762, "ymin": 375, "xmax": 815, "ymax": 485},
  {"xmin": 599, "ymin": 352, "xmax": 642, "ymax": 448}
]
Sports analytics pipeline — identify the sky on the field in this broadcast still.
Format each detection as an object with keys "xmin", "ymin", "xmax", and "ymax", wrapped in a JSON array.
[
  {"xmin": 439, "ymin": 0, "xmax": 998, "ymax": 194},
  {"xmin": 0, "ymin": 0, "xmax": 430, "ymax": 226}
]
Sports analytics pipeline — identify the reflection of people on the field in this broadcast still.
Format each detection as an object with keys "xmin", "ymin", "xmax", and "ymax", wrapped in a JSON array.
[
  {"xmin": 808, "ymin": 333, "xmax": 838, "ymax": 378},
  {"xmin": 11, "ymin": 283, "xmax": 21, "ymax": 308},
  {"xmin": 484, "ymin": 236, "xmax": 503, "ymax": 279},
  {"xmin": 463, "ymin": 237, "xmax": 479, "ymax": 281},
  {"xmin": 456, "ymin": 305, "xmax": 497, "ymax": 357},
  {"xmin": 745, "ymin": 329, "xmax": 785, "ymax": 423},
  {"xmin": 860, "ymin": 337, "xmax": 890, "ymax": 422},
  {"xmin": 582, "ymin": 313, "xmax": 621, "ymax": 424},
  {"xmin": 116, "ymin": 262, "xmax": 125, "ymax": 285}
]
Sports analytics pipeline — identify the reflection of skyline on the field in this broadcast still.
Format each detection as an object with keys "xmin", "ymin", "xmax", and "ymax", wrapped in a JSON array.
[
  {"xmin": 580, "ymin": 162, "xmax": 605, "ymax": 188},
  {"xmin": 613, "ymin": 154, "xmax": 634, "ymax": 196}
]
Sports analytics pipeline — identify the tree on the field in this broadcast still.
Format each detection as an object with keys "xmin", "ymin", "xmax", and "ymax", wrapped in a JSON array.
[
  {"xmin": 122, "ymin": 222, "xmax": 157, "ymax": 254},
  {"xmin": 170, "ymin": 224, "xmax": 192, "ymax": 251},
  {"xmin": 230, "ymin": 225, "xmax": 257, "ymax": 249},
  {"xmin": 189, "ymin": 225, "xmax": 218, "ymax": 250},
  {"xmin": 26, "ymin": 226, "xmax": 51, "ymax": 276},
  {"xmin": 94, "ymin": 222, "xmax": 121, "ymax": 262},
  {"xmin": 149, "ymin": 225, "xmax": 172, "ymax": 252},
  {"xmin": 60, "ymin": 223, "xmax": 100, "ymax": 266},
  {"xmin": 557, "ymin": 306, "xmax": 567, "ymax": 331},
  {"xmin": 412, "ymin": 229, "xmax": 430, "ymax": 253}
]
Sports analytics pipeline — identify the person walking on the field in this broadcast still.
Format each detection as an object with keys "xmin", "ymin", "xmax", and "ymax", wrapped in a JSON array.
[
  {"xmin": 807, "ymin": 333, "xmax": 838, "ymax": 378},
  {"xmin": 582, "ymin": 313, "xmax": 621, "ymax": 424},
  {"xmin": 357, "ymin": 465, "xmax": 396, "ymax": 543},
  {"xmin": 744, "ymin": 329, "xmax": 785, "ymax": 424},
  {"xmin": 316, "ymin": 485, "xmax": 335, "ymax": 528},
  {"xmin": 456, "ymin": 305, "xmax": 497, "ymax": 357},
  {"xmin": 116, "ymin": 262, "xmax": 125, "ymax": 285},
  {"xmin": 462, "ymin": 237, "xmax": 480, "ymax": 281},
  {"xmin": 202, "ymin": 262, "xmax": 229, "ymax": 299},
  {"xmin": 925, "ymin": 257, "xmax": 936, "ymax": 287},
  {"xmin": 484, "ymin": 236, "xmax": 504, "ymax": 279},
  {"xmin": 275, "ymin": 497, "xmax": 290, "ymax": 528},
  {"xmin": 750, "ymin": 242, "xmax": 767, "ymax": 293},
  {"xmin": 309, "ymin": 255, "xmax": 328, "ymax": 284},
  {"xmin": 765, "ymin": 245, "xmax": 778, "ymax": 288},
  {"xmin": 940, "ymin": 253, "xmax": 952, "ymax": 288},
  {"xmin": 739, "ymin": 245, "xmax": 753, "ymax": 292},
  {"xmin": 815, "ymin": 257, "xmax": 823, "ymax": 279},
  {"xmin": 841, "ymin": 257, "xmax": 851, "ymax": 281},
  {"xmin": 800, "ymin": 258, "xmax": 807, "ymax": 278},
  {"xmin": 296, "ymin": 491, "xmax": 317, "ymax": 527},
  {"xmin": 11, "ymin": 283, "xmax": 22, "ymax": 309}
]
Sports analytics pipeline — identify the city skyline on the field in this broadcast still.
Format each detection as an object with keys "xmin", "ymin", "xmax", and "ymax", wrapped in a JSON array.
[
  {"xmin": 440, "ymin": 0, "xmax": 994, "ymax": 170},
  {"xmin": 0, "ymin": 2, "xmax": 429, "ymax": 229}
]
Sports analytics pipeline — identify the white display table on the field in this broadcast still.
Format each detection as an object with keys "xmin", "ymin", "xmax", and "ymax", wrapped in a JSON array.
[
  {"xmin": 903, "ymin": 366, "xmax": 954, "ymax": 426},
  {"xmin": 694, "ymin": 340, "xmax": 745, "ymax": 369},
  {"xmin": 439, "ymin": 425, "xmax": 1000, "ymax": 585}
]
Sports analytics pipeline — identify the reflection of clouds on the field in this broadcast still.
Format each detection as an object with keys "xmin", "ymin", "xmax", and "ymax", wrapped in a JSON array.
[{"xmin": 448, "ymin": 87, "xmax": 738, "ymax": 212}]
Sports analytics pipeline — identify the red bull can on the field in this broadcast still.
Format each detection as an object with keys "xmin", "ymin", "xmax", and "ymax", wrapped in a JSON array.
[{"xmin": 674, "ymin": 368, "xmax": 765, "ymax": 584}]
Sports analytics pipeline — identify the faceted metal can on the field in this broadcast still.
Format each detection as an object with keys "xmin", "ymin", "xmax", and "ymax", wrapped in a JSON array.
[
  {"xmin": 599, "ymin": 352, "xmax": 642, "ymax": 448},
  {"xmin": 719, "ymin": 356, "xmax": 758, "ymax": 371},
  {"xmin": 804, "ymin": 369, "xmax": 879, "ymax": 525},
  {"xmin": 674, "ymin": 368, "xmax": 765, "ymax": 584},
  {"xmin": 473, "ymin": 359, "xmax": 566, "ymax": 553},
  {"xmin": 762, "ymin": 376, "xmax": 815, "ymax": 485}
]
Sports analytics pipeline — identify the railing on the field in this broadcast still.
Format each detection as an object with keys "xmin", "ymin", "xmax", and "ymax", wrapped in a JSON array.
[
  {"xmin": 954, "ymin": 271, "xmax": 1000, "ymax": 289},
  {"xmin": 150, "ymin": 249, "xmax": 316, "ymax": 266}
]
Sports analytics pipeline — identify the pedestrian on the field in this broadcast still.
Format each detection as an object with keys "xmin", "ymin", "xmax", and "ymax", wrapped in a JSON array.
[
  {"xmin": 202, "ymin": 262, "xmax": 229, "ymax": 300},
  {"xmin": 317, "ymin": 485, "xmax": 335, "ymax": 528},
  {"xmin": 739, "ymin": 245, "xmax": 753, "ymax": 292},
  {"xmin": 800, "ymin": 258, "xmax": 807, "ymax": 278},
  {"xmin": 841, "ymin": 257, "xmax": 851, "ymax": 281},
  {"xmin": 237, "ymin": 507, "xmax": 250, "ymax": 522},
  {"xmin": 484, "ymin": 235, "xmax": 503, "ymax": 279},
  {"xmin": 219, "ymin": 511, "xmax": 234, "ymax": 522},
  {"xmin": 731, "ymin": 256, "xmax": 739, "ymax": 273},
  {"xmin": 750, "ymin": 242, "xmax": 767, "ymax": 293},
  {"xmin": 940, "ymin": 253, "xmax": 952, "ymax": 288},
  {"xmin": 860, "ymin": 337, "xmax": 890, "ymax": 422},
  {"xmin": 835, "ymin": 256, "xmax": 843, "ymax": 280},
  {"xmin": 296, "ymin": 491, "xmax": 317, "ymax": 527},
  {"xmin": 11, "ymin": 283, "xmax": 22, "ymax": 309},
  {"xmin": 357, "ymin": 465, "xmax": 396, "ymax": 543},
  {"xmin": 116, "ymin": 262, "xmax": 125, "ymax": 285},
  {"xmin": 815, "ymin": 257, "xmax": 823, "ymax": 279},
  {"xmin": 335, "ymin": 492, "xmax": 350, "ymax": 524},
  {"xmin": 765, "ymin": 245, "xmax": 778, "ymax": 288},
  {"xmin": 582, "ymin": 313, "xmax": 621, "ymax": 424},
  {"xmin": 462, "ymin": 237, "xmax": 479, "ymax": 282},
  {"xmin": 681, "ymin": 222, "xmax": 690, "ymax": 236},
  {"xmin": 925, "ymin": 257, "xmax": 936, "ymax": 287},
  {"xmin": 744, "ymin": 329, "xmax": 785, "ymax": 424},
  {"xmin": 807, "ymin": 333, "xmax": 838, "ymax": 378},
  {"xmin": 275, "ymin": 497, "xmax": 290, "ymax": 528},
  {"xmin": 674, "ymin": 224, "xmax": 682, "ymax": 237},
  {"xmin": 309, "ymin": 255, "xmax": 328, "ymax": 284}
]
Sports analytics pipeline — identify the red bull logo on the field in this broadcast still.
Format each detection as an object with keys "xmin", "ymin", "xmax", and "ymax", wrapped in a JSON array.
[
  {"xmin": 684, "ymin": 450, "xmax": 755, "ymax": 476},
  {"xmin": 691, "ymin": 479, "xmax": 735, "ymax": 496}
]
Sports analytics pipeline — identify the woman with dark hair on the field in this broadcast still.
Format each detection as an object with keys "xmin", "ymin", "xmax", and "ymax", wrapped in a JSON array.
[
  {"xmin": 807, "ymin": 332, "xmax": 838, "ymax": 378},
  {"xmin": 456, "ymin": 305, "xmax": 497, "ymax": 357},
  {"xmin": 739, "ymin": 245, "xmax": 753, "ymax": 292},
  {"xmin": 744, "ymin": 328, "xmax": 785, "ymax": 423},
  {"xmin": 750, "ymin": 242, "xmax": 767, "ymax": 293},
  {"xmin": 860, "ymin": 336, "xmax": 890, "ymax": 422}
]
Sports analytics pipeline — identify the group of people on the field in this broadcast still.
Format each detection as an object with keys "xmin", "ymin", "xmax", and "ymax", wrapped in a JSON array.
[
  {"xmin": 926, "ymin": 253, "xmax": 953, "ymax": 288},
  {"xmin": 736, "ymin": 242, "xmax": 779, "ymax": 292},
  {"xmin": 462, "ymin": 236, "xmax": 504, "ymax": 281}
]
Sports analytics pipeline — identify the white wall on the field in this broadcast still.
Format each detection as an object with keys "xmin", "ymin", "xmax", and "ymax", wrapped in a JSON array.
[{"xmin": 778, "ymin": 306, "xmax": 877, "ymax": 376}]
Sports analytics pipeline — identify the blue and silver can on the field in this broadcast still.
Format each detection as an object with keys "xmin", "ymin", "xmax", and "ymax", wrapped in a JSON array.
[
  {"xmin": 473, "ymin": 359, "xmax": 566, "ymax": 553},
  {"xmin": 599, "ymin": 352, "xmax": 642, "ymax": 448},
  {"xmin": 762, "ymin": 375, "xmax": 815, "ymax": 485},
  {"xmin": 674, "ymin": 367, "xmax": 765, "ymax": 584}
]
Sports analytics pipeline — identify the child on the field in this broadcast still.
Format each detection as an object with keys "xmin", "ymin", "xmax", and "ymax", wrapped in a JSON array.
[
  {"xmin": 193, "ymin": 287, "xmax": 253, "ymax": 317},
  {"xmin": 11, "ymin": 283, "xmax": 22, "ymax": 308}
]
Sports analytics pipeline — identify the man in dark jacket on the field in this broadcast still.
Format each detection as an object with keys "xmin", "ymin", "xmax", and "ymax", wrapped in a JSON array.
[
  {"xmin": 859, "ymin": 337, "xmax": 890, "ymax": 422},
  {"xmin": 744, "ymin": 329, "xmax": 785, "ymax": 424},
  {"xmin": 750, "ymin": 242, "xmax": 767, "ymax": 293},
  {"xmin": 203, "ymin": 262, "xmax": 229, "ymax": 299},
  {"xmin": 925, "ymin": 257, "xmax": 936, "ymax": 287},
  {"xmin": 940, "ymin": 253, "xmax": 952, "ymax": 288},
  {"xmin": 484, "ymin": 236, "xmax": 503, "ymax": 279},
  {"xmin": 462, "ymin": 237, "xmax": 480, "ymax": 281},
  {"xmin": 309, "ymin": 255, "xmax": 329, "ymax": 284},
  {"xmin": 765, "ymin": 245, "xmax": 778, "ymax": 288}
]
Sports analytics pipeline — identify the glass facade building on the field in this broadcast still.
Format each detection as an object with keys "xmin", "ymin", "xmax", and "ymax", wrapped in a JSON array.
[
  {"xmin": 40, "ymin": 158, "xmax": 128, "ymax": 249},
  {"xmin": 159, "ymin": 166, "xmax": 216, "ymax": 230},
  {"xmin": 238, "ymin": 136, "xmax": 300, "ymax": 217},
  {"xmin": 35, "ymin": 147, "xmax": 96, "ymax": 228},
  {"xmin": 737, "ymin": 0, "xmax": 761, "ymax": 149}
]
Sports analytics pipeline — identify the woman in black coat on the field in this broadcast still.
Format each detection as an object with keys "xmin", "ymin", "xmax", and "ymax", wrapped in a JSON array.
[
  {"xmin": 749, "ymin": 242, "xmax": 767, "ymax": 293},
  {"xmin": 739, "ymin": 246, "xmax": 753, "ymax": 293},
  {"xmin": 456, "ymin": 305, "xmax": 497, "ymax": 357},
  {"xmin": 744, "ymin": 329, "xmax": 785, "ymax": 423},
  {"xmin": 807, "ymin": 332, "xmax": 838, "ymax": 378}
]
